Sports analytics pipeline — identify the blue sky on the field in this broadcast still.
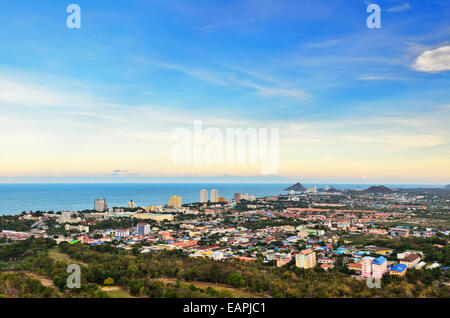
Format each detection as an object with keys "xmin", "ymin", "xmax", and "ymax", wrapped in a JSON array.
[{"xmin": 0, "ymin": 0, "xmax": 449, "ymax": 184}]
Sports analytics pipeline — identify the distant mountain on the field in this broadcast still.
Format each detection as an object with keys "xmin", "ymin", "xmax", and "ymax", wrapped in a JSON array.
[
  {"xmin": 363, "ymin": 185, "xmax": 395, "ymax": 194},
  {"xmin": 284, "ymin": 182, "xmax": 306, "ymax": 192},
  {"xmin": 445, "ymin": 184, "xmax": 450, "ymax": 189},
  {"xmin": 317, "ymin": 187, "xmax": 341, "ymax": 193},
  {"xmin": 325, "ymin": 187, "xmax": 341, "ymax": 193}
]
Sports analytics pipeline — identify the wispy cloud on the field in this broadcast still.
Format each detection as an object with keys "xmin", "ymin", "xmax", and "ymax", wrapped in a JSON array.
[
  {"xmin": 231, "ymin": 78, "xmax": 309, "ymax": 100},
  {"xmin": 135, "ymin": 56, "xmax": 310, "ymax": 101},
  {"xmin": 133, "ymin": 57, "xmax": 228, "ymax": 86},
  {"xmin": 301, "ymin": 39, "xmax": 344, "ymax": 49},
  {"xmin": 110, "ymin": 169, "xmax": 140, "ymax": 176},
  {"xmin": 0, "ymin": 76, "xmax": 118, "ymax": 109},
  {"xmin": 386, "ymin": 2, "xmax": 411, "ymax": 13},
  {"xmin": 357, "ymin": 75, "xmax": 406, "ymax": 81}
]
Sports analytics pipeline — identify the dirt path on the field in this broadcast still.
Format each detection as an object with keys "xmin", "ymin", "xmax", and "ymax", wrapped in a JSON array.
[
  {"xmin": 2, "ymin": 270, "xmax": 56, "ymax": 288},
  {"xmin": 101, "ymin": 286, "xmax": 120, "ymax": 291}
]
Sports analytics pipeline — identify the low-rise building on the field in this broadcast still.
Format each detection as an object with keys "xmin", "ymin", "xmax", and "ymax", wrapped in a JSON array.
[
  {"xmin": 136, "ymin": 223, "xmax": 151, "ymax": 235},
  {"xmin": 389, "ymin": 264, "xmax": 407, "ymax": 276},
  {"xmin": 400, "ymin": 253, "xmax": 421, "ymax": 268},
  {"xmin": 133, "ymin": 213, "xmax": 174, "ymax": 222}
]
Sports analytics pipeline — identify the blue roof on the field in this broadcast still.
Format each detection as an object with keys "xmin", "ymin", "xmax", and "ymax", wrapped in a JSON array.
[
  {"xmin": 373, "ymin": 256, "xmax": 387, "ymax": 265},
  {"xmin": 390, "ymin": 264, "xmax": 407, "ymax": 272}
]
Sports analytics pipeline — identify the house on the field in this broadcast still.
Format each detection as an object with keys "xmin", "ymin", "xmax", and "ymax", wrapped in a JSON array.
[
  {"xmin": 210, "ymin": 251, "xmax": 225, "ymax": 261},
  {"xmin": 415, "ymin": 261, "xmax": 426, "ymax": 269},
  {"xmin": 114, "ymin": 229, "xmax": 130, "ymax": 238},
  {"xmin": 318, "ymin": 257, "xmax": 335, "ymax": 265},
  {"xmin": 400, "ymin": 253, "xmax": 421, "ymax": 268},
  {"xmin": 347, "ymin": 263, "xmax": 362, "ymax": 273},
  {"xmin": 389, "ymin": 264, "xmax": 407, "ymax": 276}
]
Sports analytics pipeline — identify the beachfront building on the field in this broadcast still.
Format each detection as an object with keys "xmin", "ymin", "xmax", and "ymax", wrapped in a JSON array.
[
  {"xmin": 94, "ymin": 199, "xmax": 107, "ymax": 212},
  {"xmin": 168, "ymin": 195, "xmax": 182, "ymax": 208},
  {"xmin": 200, "ymin": 189, "xmax": 208, "ymax": 203},
  {"xmin": 210, "ymin": 189, "xmax": 218, "ymax": 203}
]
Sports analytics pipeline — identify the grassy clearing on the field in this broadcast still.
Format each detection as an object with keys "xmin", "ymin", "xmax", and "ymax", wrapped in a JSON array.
[
  {"xmin": 101, "ymin": 286, "xmax": 136, "ymax": 298},
  {"xmin": 48, "ymin": 248, "xmax": 88, "ymax": 267}
]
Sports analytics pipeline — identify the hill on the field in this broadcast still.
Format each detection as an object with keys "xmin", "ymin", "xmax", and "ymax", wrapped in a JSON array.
[
  {"xmin": 363, "ymin": 185, "xmax": 395, "ymax": 194},
  {"xmin": 284, "ymin": 182, "xmax": 306, "ymax": 192}
]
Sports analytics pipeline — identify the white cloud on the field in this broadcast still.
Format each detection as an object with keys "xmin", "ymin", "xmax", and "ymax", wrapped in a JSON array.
[
  {"xmin": 412, "ymin": 45, "xmax": 450, "ymax": 73},
  {"xmin": 386, "ymin": 3, "xmax": 410, "ymax": 13}
]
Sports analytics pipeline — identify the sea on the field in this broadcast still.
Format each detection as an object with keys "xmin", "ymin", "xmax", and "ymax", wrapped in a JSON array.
[{"xmin": 0, "ymin": 183, "xmax": 443, "ymax": 215}]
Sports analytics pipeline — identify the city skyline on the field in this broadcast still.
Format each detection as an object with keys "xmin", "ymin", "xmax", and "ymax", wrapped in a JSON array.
[{"xmin": 0, "ymin": 1, "xmax": 449, "ymax": 184}]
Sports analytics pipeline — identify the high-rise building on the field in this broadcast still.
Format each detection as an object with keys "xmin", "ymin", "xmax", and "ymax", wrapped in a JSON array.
[
  {"xmin": 234, "ymin": 193, "xmax": 242, "ymax": 203},
  {"xmin": 136, "ymin": 222, "xmax": 151, "ymax": 235},
  {"xmin": 210, "ymin": 189, "xmax": 218, "ymax": 203},
  {"xmin": 168, "ymin": 195, "xmax": 182, "ymax": 208},
  {"xmin": 372, "ymin": 256, "xmax": 387, "ymax": 279},
  {"xmin": 128, "ymin": 200, "xmax": 136, "ymax": 209},
  {"xmin": 94, "ymin": 199, "xmax": 107, "ymax": 212},
  {"xmin": 361, "ymin": 256, "xmax": 375, "ymax": 278},
  {"xmin": 295, "ymin": 249, "xmax": 316, "ymax": 269},
  {"xmin": 200, "ymin": 189, "xmax": 208, "ymax": 203},
  {"xmin": 361, "ymin": 256, "xmax": 387, "ymax": 278}
]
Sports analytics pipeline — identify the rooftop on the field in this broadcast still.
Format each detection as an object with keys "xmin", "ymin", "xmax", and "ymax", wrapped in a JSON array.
[{"xmin": 373, "ymin": 256, "xmax": 387, "ymax": 265}]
